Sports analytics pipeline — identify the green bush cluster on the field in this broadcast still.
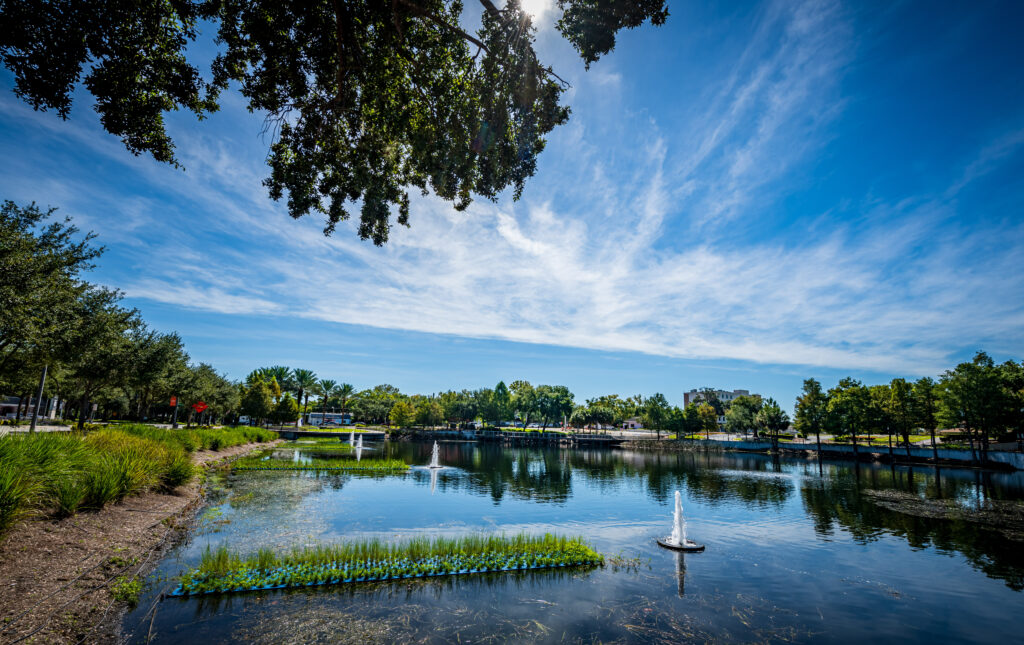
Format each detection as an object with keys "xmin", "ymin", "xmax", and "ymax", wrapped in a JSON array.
[
  {"xmin": 0, "ymin": 425, "xmax": 278, "ymax": 535},
  {"xmin": 175, "ymin": 534, "xmax": 603, "ymax": 595},
  {"xmin": 113, "ymin": 424, "xmax": 277, "ymax": 452}
]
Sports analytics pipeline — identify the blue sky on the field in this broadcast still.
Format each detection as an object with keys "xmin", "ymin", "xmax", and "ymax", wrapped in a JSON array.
[{"xmin": 2, "ymin": 0, "xmax": 1023, "ymax": 411}]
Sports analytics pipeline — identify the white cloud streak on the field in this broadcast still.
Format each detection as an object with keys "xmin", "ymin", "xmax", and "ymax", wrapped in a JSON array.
[{"xmin": 2, "ymin": 0, "xmax": 1022, "ymax": 377}]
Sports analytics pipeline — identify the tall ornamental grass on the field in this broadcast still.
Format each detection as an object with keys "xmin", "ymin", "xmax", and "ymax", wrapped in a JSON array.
[
  {"xmin": 0, "ymin": 425, "xmax": 278, "ymax": 535},
  {"xmin": 115, "ymin": 424, "xmax": 277, "ymax": 452}
]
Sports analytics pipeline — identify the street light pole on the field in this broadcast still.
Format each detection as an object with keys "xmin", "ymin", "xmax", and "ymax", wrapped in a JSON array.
[{"xmin": 29, "ymin": 364, "xmax": 47, "ymax": 433}]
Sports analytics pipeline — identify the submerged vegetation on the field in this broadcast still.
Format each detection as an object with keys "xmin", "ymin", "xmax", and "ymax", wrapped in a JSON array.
[
  {"xmin": 174, "ymin": 534, "xmax": 603, "ymax": 596},
  {"xmin": 233, "ymin": 456, "xmax": 407, "ymax": 472},
  {"xmin": 0, "ymin": 424, "xmax": 277, "ymax": 535}
]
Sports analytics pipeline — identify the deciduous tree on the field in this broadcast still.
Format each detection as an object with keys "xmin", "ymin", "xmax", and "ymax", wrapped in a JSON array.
[
  {"xmin": 794, "ymin": 379, "xmax": 827, "ymax": 456},
  {"xmin": 1, "ymin": 1, "xmax": 668, "ymax": 244}
]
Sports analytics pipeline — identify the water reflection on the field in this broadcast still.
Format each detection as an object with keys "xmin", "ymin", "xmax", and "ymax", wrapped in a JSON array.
[
  {"xmin": 674, "ymin": 551, "xmax": 686, "ymax": 597},
  {"xmin": 122, "ymin": 441, "xmax": 1024, "ymax": 644},
  {"xmin": 386, "ymin": 442, "xmax": 1024, "ymax": 591}
]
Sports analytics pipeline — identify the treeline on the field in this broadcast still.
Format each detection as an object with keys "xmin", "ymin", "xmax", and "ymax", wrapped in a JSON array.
[
  {"xmin": 235, "ymin": 375, "xmax": 580, "ymax": 431},
  {"xmin": 791, "ymin": 352, "xmax": 1024, "ymax": 463},
  {"xmin": 0, "ymin": 201, "xmax": 237, "ymax": 428},
  {"xmin": 233, "ymin": 370, "xmax": 783, "ymax": 442}
]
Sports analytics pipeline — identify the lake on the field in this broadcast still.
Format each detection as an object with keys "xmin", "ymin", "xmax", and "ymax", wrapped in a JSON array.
[{"xmin": 122, "ymin": 440, "xmax": 1024, "ymax": 643}]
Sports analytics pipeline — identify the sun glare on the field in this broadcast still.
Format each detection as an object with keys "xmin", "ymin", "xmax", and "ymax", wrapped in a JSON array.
[{"xmin": 519, "ymin": 0, "xmax": 552, "ymax": 20}]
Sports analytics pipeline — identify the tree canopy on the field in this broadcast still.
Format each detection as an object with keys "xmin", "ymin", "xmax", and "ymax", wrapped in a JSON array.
[{"xmin": 0, "ymin": 0, "xmax": 669, "ymax": 245}]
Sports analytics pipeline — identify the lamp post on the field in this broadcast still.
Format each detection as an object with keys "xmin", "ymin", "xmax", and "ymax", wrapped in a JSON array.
[{"xmin": 29, "ymin": 364, "xmax": 47, "ymax": 433}]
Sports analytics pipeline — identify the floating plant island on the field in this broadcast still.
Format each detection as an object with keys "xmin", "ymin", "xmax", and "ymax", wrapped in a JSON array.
[
  {"xmin": 172, "ymin": 534, "xmax": 603, "ymax": 596},
  {"xmin": 232, "ymin": 456, "xmax": 409, "ymax": 472}
]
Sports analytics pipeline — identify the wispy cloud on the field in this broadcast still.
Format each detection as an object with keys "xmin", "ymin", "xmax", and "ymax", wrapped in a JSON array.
[
  {"xmin": 1, "ymin": 0, "xmax": 1022, "ymax": 379},
  {"xmin": 671, "ymin": 0, "xmax": 852, "ymax": 231}
]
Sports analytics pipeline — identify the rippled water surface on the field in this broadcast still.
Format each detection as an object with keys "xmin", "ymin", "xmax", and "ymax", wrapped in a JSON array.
[{"xmin": 122, "ymin": 440, "xmax": 1024, "ymax": 643}]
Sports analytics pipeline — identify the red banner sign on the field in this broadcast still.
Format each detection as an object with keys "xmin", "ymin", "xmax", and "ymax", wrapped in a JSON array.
[
  {"xmin": 192, "ymin": 401, "xmax": 208, "ymax": 413},
  {"xmin": 169, "ymin": 396, "xmax": 177, "ymax": 407}
]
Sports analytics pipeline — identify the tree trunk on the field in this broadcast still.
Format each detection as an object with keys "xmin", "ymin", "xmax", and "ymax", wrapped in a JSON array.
[
  {"xmin": 930, "ymin": 427, "xmax": 939, "ymax": 463},
  {"xmin": 851, "ymin": 426, "xmax": 859, "ymax": 457},
  {"xmin": 966, "ymin": 423, "xmax": 978, "ymax": 464},
  {"xmin": 887, "ymin": 425, "xmax": 893, "ymax": 462},
  {"xmin": 815, "ymin": 428, "xmax": 823, "ymax": 475},
  {"xmin": 77, "ymin": 393, "xmax": 89, "ymax": 430}
]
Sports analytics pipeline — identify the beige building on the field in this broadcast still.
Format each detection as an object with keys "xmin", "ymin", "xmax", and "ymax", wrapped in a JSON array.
[{"xmin": 682, "ymin": 388, "xmax": 761, "ymax": 428}]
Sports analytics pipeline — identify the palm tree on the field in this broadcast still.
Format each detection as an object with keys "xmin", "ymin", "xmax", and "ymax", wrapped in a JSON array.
[
  {"xmin": 292, "ymin": 368, "xmax": 319, "ymax": 425},
  {"xmin": 317, "ymin": 379, "xmax": 338, "ymax": 423},
  {"xmin": 257, "ymin": 366, "xmax": 293, "ymax": 395},
  {"xmin": 336, "ymin": 383, "xmax": 355, "ymax": 412}
]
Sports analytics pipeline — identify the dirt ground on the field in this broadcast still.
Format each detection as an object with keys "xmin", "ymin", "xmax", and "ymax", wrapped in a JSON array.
[{"xmin": 0, "ymin": 440, "xmax": 280, "ymax": 644}]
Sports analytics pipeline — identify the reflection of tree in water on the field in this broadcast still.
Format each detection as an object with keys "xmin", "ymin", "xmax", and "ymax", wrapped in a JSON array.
[
  {"xmin": 388, "ymin": 441, "xmax": 1024, "ymax": 591},
  {"xmin": 397, "ymin": 444, "xmax": 575, "ymax": 503},
  {"xmin": 566, "ymin": 449, "xmax": 794, "ymax": 509},
  {"xmin": 402, "ymin": 444, "xmax": 795, "ymax": 509},
  {"xmin": 800, "ymin": 465, "xmax": 1024, "ymax": 591}
]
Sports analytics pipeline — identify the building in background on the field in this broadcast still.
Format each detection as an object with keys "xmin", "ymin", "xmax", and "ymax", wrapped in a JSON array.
[
  {"xmin": 683, "ymin": 388, "xmax": 761, "ymax": 429},
  {"xmin": 307, "ymin": 411, "xmax": 353, "ymax": 426}
]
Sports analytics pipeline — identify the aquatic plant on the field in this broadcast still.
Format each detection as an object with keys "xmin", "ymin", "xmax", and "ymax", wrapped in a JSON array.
[
  {"xmin": 232, "ymin": 456, "xmax": 408, "ymax": 472},
  {"xmin": 172, "ymin": 534, "xmax": 603, "ymax": 596}
]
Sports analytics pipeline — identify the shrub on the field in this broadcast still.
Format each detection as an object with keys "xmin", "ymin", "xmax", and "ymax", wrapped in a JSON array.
[
  {"xmin": 0, "ymin": 423, "xmax": 275, "ymax": 535},
  {"xmin": 161, "ymin": 451, "xmax": 195, "ymax": 490},
  {"xmin": 51, "ymin": 478, "xmax": 87, "ymax": 517},
  {"xmin": 0, "ymin": 467, "xmax": 34, "ymax": 534},
  {"xmin": 83, "ymin": 459, "xmax": 121, "ymax": 509}
]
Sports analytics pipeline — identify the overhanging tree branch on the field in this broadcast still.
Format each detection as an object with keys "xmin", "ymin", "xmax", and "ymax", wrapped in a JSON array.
[{"xmin": 398, "ymin": 0, "xmax": 491, "ymax": 54}]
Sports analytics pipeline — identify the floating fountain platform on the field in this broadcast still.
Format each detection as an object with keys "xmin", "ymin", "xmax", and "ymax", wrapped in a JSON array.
[
  {"xmin": 426, "ymin": 440, "xmax": 444, "ymax": 469},
  {"xmin": 656, "ymin": 490, "xmax": 706, "ymax": 552},
  {"xmin": 656, "ymin": 538, "xmax": 705, "ymax": 552}
]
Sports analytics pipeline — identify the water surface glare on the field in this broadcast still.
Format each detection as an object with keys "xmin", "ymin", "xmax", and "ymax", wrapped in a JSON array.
[{"xmin": 124, "ymin": 441, "xmax": 1024, "ymax": 643}]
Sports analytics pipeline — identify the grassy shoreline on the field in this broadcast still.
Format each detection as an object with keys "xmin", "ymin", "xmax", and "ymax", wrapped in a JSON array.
[{"xmin": 0, "ymin": 424, "xmax": 278, "ymax": 535}]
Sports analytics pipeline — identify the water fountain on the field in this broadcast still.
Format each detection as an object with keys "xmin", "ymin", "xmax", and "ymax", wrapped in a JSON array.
[
  {"xmin": 427, "ymin": 441, "xmax": 443, "ymax": 469},
  {"xmin": 355, "ymin": 435, "xmax": 363, "ymax": 462},
  {"xmin": 656, "ymin": 491, "xmax": 705, "ymax": 552},
  {"xmin": 349, "ymin": 431, "xmax": 355, "ymax": 445}
]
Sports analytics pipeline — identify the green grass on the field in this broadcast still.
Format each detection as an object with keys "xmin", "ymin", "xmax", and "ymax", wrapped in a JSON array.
[
  {"xmin": 0, "ymin": 424, "xmax": 279, "ymax": 536},
  {"xmin": 112, "ymin": 575, "xmax": 143, "ymax": 605},
  {"xmin": 233, "ymin": 455, "xmax": 408, "ymax": 472},
  {"xmin": 112, "ymin": 424, "xmax": 277, "ymax": 453},
  {"xmin": 279, "ymin": 439, "xmax": 353, "ymax": 450},
  {"xmin": 175, "ymin": 533, "xmax": 602, "ymax": 595}
]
